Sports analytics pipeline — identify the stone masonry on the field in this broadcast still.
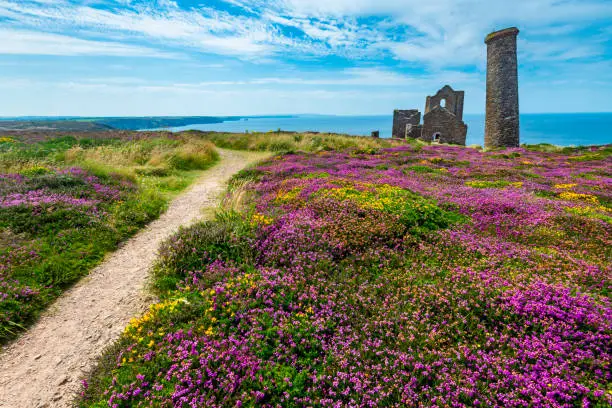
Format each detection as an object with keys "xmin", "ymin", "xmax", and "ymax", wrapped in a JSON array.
[
  {"xmin": 393, "ymin": 85, "xmax": 467, "ymax": 146},
  {"xmin": 425, "ymin": 85, "xmax": 465, "ymax": 121},
  {"xmin": 392, "ymin": 109, "xmax": 421, "ymax": 139},
  {"xmin": 484, "ymin": 27, "xmax": 520, "ymax": 149},
  {"xmin": 421, "ymin": 106, "xmax": 468, "ymax": 145},
  {"xmin": 392, "ymin": 85, "xmax": 468, "ymax": 145},
  {"xmin": 421, "ymin": 85, "xmax": 468, "ymax": 145}
]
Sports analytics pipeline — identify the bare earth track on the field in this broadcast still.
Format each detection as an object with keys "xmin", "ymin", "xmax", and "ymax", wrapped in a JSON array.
[{"xmin": 0, "ymin": 149, "xmax": 267, "ymax": 408}]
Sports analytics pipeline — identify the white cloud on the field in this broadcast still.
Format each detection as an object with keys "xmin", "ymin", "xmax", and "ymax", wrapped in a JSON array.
[
  {"xmin": 521, "ymin": 39, "xmax": 605, "ymax": 62},
  {"xmin": 1, "ymin": 0, "xmax": 610, "ymax": 66},
  {"xmin": 0, "ymin": 28, "xmax": 176, "ymax": 57},
  {"xmin": 0, "ymin": 0, "xmax": 312, "ymax": 59},
  {"xmin": 1, "ymin": 67, "xmax": 480, "ymax": 93},
  {"xmin": 226, "ymin": 0, "xmax": 612, "ymax": 66}
]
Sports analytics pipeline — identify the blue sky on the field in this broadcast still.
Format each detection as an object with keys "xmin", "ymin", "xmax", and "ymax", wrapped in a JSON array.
[{"xmin": 1, "ymin": 0, "xmax": 611, "ymax": 116}]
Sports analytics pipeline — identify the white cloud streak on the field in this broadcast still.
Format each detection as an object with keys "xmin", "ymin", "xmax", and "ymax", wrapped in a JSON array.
[
  {"xmin": 0, "ymin": 0, "xmax": 609, "ymax": 66},
  {"xmin": 0, "ymin": 28, "xmax": 176, "ymax": 57}
]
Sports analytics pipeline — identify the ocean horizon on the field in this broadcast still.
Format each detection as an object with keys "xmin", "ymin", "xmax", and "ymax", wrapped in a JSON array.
[{"xmin": 169, "ymin": 113, "xmax": 612, "ymax": 147}]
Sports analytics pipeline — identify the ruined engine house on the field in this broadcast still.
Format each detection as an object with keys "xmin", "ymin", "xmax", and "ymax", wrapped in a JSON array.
[{"xmin": 392, "ymin": 85, "xmax": 468, "ymax": 145}]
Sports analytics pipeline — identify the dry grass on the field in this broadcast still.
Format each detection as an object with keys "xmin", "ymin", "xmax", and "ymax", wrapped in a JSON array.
[
  {"xmin": 183, "ymin": 130, "xmax": 407, "ymax": 152},
  {"xmin": 62, "ymin": 137, "xmax": 218, "ymax": 176}
]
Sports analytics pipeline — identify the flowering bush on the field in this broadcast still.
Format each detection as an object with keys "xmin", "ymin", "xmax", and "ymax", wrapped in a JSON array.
[{"xmin": 82, "ymin": 144, "xmax": 611, "ymax": 407}]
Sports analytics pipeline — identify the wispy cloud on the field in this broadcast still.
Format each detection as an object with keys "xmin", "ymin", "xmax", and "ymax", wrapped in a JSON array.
[
  {"xmin": 6, "ymin": 67, "xmax": 478, "ymax": 91},
  {"xmin": 0, "ymin": 28, "xmax": 176, "ymax": 57},
  {"xmin": 226, "ymin": 0, "xmax": 612, "ymax": 65},
  {"xmin": 0, "ymin": 0, "xmax": 609, "ymax": 66},
  {"xmin": 0, "ymin": 0, "xmax": 309, "ymax": 59}
]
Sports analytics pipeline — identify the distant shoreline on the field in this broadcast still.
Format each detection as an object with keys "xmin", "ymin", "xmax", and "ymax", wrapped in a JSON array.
[
  {"xmin": 0, "ymin": 115, "xmax": 298, "ymax": 132},
  {"xmin": 1, "ymin": 113, "xmax": 611, "ymax": 147}
]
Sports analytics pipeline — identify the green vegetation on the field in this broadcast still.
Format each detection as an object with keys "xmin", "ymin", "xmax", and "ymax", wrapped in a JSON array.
[
  {"xmin": 80, "ymin": 142, "xmax": 611, "ymax": 407},
  {"xmin": 0, "ymin": 135, "xmax": 218, "ymax": 342}
]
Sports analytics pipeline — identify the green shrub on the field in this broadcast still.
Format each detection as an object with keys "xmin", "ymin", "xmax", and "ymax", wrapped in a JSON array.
[
  {"xmin": 269, "ymin": 140, "xmax": 295, "ymax": 152},
  {"xmin": 465, "ymin": 180, "xmax": 511, "ymax": 188},
  {"xmin": 152, "ymin": 215, "xmax": 254, "ymax": 295},
  {"xmin": 19, "ymin": 166, "xmax": 52, "ymax": 176},
  {"xmin": 135, "ymin": 166, "xmax": 170, "ymax": 177},
  {"xmin": 406, "ymin": 165, "xmax": 435, "ymax": 173},
  {"xmin": 165, "ymin": 141, "xmax": 219, "ymax": 170}
]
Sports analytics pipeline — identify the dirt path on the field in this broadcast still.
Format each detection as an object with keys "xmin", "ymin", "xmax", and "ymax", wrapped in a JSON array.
[{"xmin": 0, "ymin": 149, "xmax": 268, "ymax": 408}]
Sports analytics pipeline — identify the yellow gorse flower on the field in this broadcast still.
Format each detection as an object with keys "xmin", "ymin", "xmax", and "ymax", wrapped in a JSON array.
[
  {"xmin": 123, "ymin": 299, "xmax": 184, "ymax": 340},
  {"xmin": 554, "ymin": 183, "xmax": 577, "ymax": 189},
  {"xmin": 559, "ymin": 191, "xmax": 599, "ymax": 204},
  {"xmin": 275, "ymin": 187, "xmax": 303, "ymax": 203},
  {"xmin": 251, "ymin": 212, "xmax": 274, "ymax": 226}
]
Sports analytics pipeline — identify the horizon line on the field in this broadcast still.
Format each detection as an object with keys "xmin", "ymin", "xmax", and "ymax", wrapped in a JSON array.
[{"xmin": 2, "ymin": 112, "xmax": 612, "ymax": 119}]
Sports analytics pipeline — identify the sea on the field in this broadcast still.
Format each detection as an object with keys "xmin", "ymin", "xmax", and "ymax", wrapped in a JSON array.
[{"xmin": 169, "ymin": 113, "xmax": 612, "ymax": 147}]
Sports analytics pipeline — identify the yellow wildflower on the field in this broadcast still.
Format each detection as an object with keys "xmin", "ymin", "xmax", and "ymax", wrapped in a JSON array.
[
  {"xmin": 251, "ymin": 212, "xmax": 274, "ymax": 226},
  {"xmin": 559, "ymin": 191, "xmax": 599, "ymax": 204},
  {"xmin": 554, "ymin": 183, "xmax": 577, "ymax": 189},
  {"xmin": 275, "ymin": 187, "xmax": 303, "ymax": 203}
]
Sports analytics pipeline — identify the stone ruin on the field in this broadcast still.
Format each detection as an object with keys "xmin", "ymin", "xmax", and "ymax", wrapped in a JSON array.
[
  {"xmin": 485, "ymin": 27, "xmax": 520, "ymax": 149},
  {"xmin": 392, "ymin": 85, "xmax": 468, "ymax": 145},
  {"xmin": 392, "ymin": 109, "xmax": 421, "ymax": 140},
  {"xmin": 388, "ymin": 26, "xmax": 520, "ymax": 148}
]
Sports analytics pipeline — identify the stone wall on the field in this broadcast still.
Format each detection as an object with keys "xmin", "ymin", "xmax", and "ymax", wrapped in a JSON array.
[
  {"xmin": 392, "ymin": 109, "xmax": 421, "ymax": 138},
  {"xmin": 422, "ymin": 108, "xmax": 467, "ymax": 145},
  {"xmin": 485, "ymin": 27, "xmax": 520, "ymax": 149},
  {"xmin": 407, "ymin": 125, "xmax": 423, "ymax": 140},
  {"xmin": 425, "ymin": 85, "xmax": 465, "ymax": 121}
]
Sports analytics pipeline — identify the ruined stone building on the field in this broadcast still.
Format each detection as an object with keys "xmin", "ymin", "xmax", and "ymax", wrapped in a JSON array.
[
  {"xmin": 392, "ymin": 85, "xmax": 468, "ymax": 145},
  {"xmin": 392, "ymin": 109, "xmax": 421, "ymax": 140}
]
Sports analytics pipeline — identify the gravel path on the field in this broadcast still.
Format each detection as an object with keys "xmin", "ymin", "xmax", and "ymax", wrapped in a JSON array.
[{"xmin": 0, "ymin": 149, "xmax": 267, "ymax": 408}]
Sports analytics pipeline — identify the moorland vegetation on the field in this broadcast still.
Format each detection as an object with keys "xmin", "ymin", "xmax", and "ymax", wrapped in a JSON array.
[
  {"xmin": 78, "ymin": 138, "xmax": 611, "ymax": 407},
  {"xmin": 0, "ymin": 134, "xmax": 218, "ymax": 342}
]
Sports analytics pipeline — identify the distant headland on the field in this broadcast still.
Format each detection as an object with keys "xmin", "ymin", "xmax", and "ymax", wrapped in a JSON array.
[{"xmin": 0, "ymin": 115, "xmax": 297, "ymax": 132}]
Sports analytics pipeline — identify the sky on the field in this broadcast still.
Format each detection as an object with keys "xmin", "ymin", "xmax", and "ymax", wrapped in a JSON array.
[{"xmin": 0, "ymin": 0, "xmax": 611, "ymax": 116}]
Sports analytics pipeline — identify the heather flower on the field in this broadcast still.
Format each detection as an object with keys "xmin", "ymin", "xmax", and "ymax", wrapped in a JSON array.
[{"xmin": 81, "ymin": 144, "xmax": 612, "ymax": 408}]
